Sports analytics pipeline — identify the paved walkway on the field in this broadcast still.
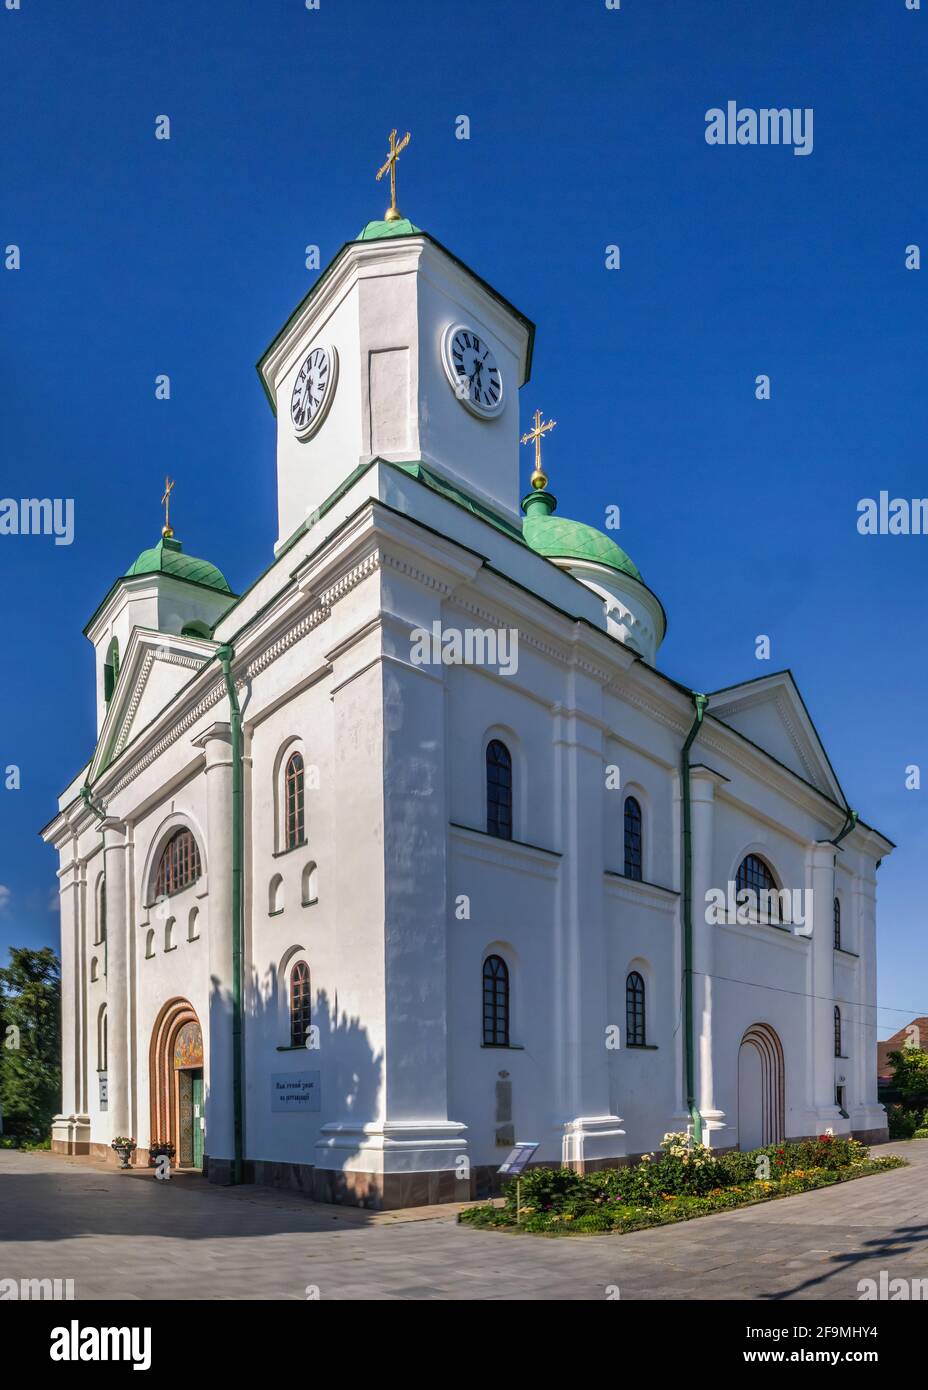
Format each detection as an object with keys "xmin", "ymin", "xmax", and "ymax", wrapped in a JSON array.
[{"xmin": 0, "ymin": 1142, "xmax": 925, "ymax": 1300}]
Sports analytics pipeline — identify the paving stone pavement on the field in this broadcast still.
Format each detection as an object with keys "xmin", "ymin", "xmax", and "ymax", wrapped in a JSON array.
[{"xmin": 0, "ymin": 1142, "xmax": 925, "ymax": 1300}]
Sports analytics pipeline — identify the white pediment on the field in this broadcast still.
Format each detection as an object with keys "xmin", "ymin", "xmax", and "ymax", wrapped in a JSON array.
[
  {"xmin": 89, "ymin": 628, "xmax": 215, "ymax": 780},
  {"xmin": 708, "ymin": 671, "xmax": 844, "ymax": 802}
]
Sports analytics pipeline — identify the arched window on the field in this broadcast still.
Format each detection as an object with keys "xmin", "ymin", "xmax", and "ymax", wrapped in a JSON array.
[
  {"xmin": 482, "ymin": 954, "xmax": 510, "ymax": 1046},
  {"xmin": 624, "ymin": 797, "xmax": 643, "ymax": 880},
  {"xmin": 290, "ymin": 961, "xmax": 311, "ymax": 1048},
  {"xmin": 104, "ymin": 636, "xmax": 120, "ymax": 703},
  {"xmin": 155, "ymin": 828, "xmax": 202, "ymax": 899},
  {"xmin": 834, "ymin": 1005, "xmax": 842, "ymax": 1057},
  {"xmin": 486, "ymin": 740, "xmax": 512, "ymax": 841},
  {"xmin": 301, "ymin": 861, "xmax": 318, "ymax": 907},
  {"xmin": 285, "ymin": 752, "xmax": 306, "ymax": 849},
  {"xmin": 94, "ymin": 874, "xmax": 107, "ymax": 946},
  {"xmin": 97, "ymin": 1005, "xmax": 107, "ymax": 1072},
  {"xmin": 735, "ymin": 853, "xmax": 780, "ymax": 922},
  {"xmin": 626, "ymin": 971, "xmax": 646, "ymax": 1046},
  {"xmin": 269, "ymin": 874, "xmax": 284, "ymax": 915},
  {"xmin": 833, "ymin": 897, "xmax": 841, "ymax": 950}
]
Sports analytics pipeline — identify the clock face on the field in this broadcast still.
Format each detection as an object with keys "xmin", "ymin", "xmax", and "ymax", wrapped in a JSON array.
[
  {"xmin": 443, "ymin": 324, "xmax": 504, "ymax": 418},
  {"xmin": 290, "ymin": 345, "xmax": 338, "ymax": 439}
]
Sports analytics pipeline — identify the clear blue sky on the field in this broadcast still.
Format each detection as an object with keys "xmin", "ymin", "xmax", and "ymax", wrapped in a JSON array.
[{"xmin": 1, "ymin": 0, "xmax": 925, "ymax": 1040}]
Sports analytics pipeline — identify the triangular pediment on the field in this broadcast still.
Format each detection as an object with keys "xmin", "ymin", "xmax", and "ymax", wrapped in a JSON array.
[
  {"xmin": 89, "ymin": 628, "xmax": 216, "ymax": 780},
  {"xmin": 708, "ymin": 671, "xmax": 844, "ymax": 802}
]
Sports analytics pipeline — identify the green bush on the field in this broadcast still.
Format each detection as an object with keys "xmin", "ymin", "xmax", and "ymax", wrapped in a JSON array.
[
  {"xmin": 462, "ymin": 1131, "xmax": 905, "ymax": 1236},
  {"xmin": 887, "ymin": 1104, "xmax": 919, "ymax": 1140},
  {"xmin": 914, "ymin": 1128, "xmax": 928, "ymax": 1139}
]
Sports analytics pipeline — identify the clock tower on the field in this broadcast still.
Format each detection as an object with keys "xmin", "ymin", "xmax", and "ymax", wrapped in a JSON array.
[{"xmin": 258, "ymin": 216, "xmax": 535, "ymax": 554}]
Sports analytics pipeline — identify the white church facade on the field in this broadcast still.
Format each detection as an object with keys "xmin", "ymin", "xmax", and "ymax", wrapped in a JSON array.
[{"xmin": 43, "ymin": 177, "xmax": 891, "ymax": 1206}]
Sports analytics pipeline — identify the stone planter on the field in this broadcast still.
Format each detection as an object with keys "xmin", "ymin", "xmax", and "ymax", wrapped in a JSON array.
[{"xmin": 111, "ymin": 1138, "xmax": 136, "ymax": 1170}]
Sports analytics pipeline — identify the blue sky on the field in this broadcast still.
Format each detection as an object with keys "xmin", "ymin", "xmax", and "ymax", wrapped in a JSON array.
[{"xmin": 1, "ymin": 0, "xmax": 926, "ymax": 1040}]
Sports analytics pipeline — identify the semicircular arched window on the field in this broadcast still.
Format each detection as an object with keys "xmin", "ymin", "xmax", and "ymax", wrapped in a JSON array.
[
  {"xmin": 735, "ymin": 853, "xmax": 780, "ymax": 922},
  {"xmin": 486, "ymin": 739, "xmax": 513, "ymax": 841},
  {"xmin": 155, "ymin": 828, "xmax": 202, "ymax": 899},
  {"xmin": 482, "ymin": 954, "xmax": 510, "ymax": 1046},
  {"xmin": 624, "ymin": 796, "xmax": 643, "ymax": 880},
  {"xmin": 290, "ymin": 961, "xmax": 312, "ymax": 1048},
  {"xmin": 285, "ymin": 752, "xmax": 306, "ymax": 850}
]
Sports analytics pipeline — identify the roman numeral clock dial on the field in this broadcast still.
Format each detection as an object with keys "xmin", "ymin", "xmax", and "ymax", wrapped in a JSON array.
[
  {"xmin": 442, "ymin": 324, "xmax": 504, "ymax": 419},
  {"xmin": 290, "ymin": 345, "xmax": 338, "ymax": 440}
]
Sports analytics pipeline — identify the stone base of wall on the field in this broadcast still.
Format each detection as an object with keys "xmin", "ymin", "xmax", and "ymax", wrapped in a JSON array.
[
  {"xmin": 852, "ymin": 1126, "xmax": 890, "ymax": 1145},
  {"xmin": 51, "ymin": 1138, "xmax": 90, "ymax": 1156},
  {"xmin": 194, "ymin": 1125, "xmax": 896, "ymax": 1209}
]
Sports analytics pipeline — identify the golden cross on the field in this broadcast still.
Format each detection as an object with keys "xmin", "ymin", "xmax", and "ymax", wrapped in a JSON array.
[
  {"xmin": 375, "ymin": 128, "xmax": 411, "ymax": 222},
  {"xmin": 161, "ymin": 475, "xmax": 175, "ymax": 537},
  {"xmin": 521, "ymin": 410, "xmax": 557, "ymax": 490}
]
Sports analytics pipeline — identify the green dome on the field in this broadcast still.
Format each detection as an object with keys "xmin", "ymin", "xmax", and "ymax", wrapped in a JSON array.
[
  {"xmin": 356, "ymin": 216, "xmax": 422, "ymax": 241},
  {"xmin": 522, "ymin": 490, "xmax": 642, "ymax": 581},
  {"xmin": 125, "ymin": 535, "xmax": 232, "ymax": 594}
]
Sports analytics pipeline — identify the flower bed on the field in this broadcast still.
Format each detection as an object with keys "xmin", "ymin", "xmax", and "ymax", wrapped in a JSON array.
[{"xmin": 459, "ymin": 1132, "xmax": 906, "ymax": 1235}]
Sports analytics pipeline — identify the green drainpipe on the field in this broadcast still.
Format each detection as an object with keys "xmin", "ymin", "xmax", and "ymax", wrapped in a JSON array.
[
  {"xmin": 681, "ymin": 692, "xmax": 709, "ymax": 1145},
  {"xmin": 216, "ymin": 645, "xmax": 244, "ymax": 1186},
  {"xmin": 832, "ymin": 807, "xmax": 858, "ymax": 848},
  {"xmin": 81, "ymin": 786, "xmax": 108, "ymax": 977}
]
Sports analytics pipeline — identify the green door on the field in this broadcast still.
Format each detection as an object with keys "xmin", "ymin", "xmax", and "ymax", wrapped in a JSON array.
[{"xmin": 192, "ymin": 1072, "xmax": 204, "ymax": 1169}]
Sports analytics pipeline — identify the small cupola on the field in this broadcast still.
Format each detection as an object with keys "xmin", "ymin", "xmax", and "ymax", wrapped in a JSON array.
[
  {"xmin": 519, "ymin": 425, "xmax": 666, "ymax": 663},
  {"xmin": 84, "ymin": 482, "xmax": 236, "ymax": 733}
]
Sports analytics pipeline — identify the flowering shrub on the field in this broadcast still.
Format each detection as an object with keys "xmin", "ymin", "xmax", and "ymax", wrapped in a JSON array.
[{"xmin": 462, "ymin": 1135, "xmax": 906, "ymax": 1235}]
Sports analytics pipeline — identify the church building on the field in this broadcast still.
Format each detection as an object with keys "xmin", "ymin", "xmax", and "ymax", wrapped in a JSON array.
[{"xmin": 43, "ymin": 141, "xmax": 891, "ymax": 1206}]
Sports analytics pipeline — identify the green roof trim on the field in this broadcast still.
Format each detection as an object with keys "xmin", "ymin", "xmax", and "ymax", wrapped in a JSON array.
[
  {"xmin": 390, "ymin": 461, "xmax": 525, "ymax": 542},
  {"xmin": 521, "ymin": 489, "xmax": 642, "ymax": 580},
  {"xmin": 125, "ymin": 536, "xmax": 232, "ymax": 593},
  {"xmin": 356, "ymin": 217, "xmax": 422, "ymax": 240}
]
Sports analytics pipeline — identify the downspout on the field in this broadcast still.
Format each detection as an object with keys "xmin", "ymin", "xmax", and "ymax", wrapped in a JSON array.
[
  {"xmin": 681, "ymin": 692, "xmax": 709, "ymax": 1145},
  {"xmin": 81, "ymin": 786, "xmax": 108, "ymax": 977},
  {"xmin": 831, "ymin": 807, "xmax": 858, "ymax": 849},
  {"xmin": 216, "ymin": 645, "xmax": 245, "ymax": 1186}
]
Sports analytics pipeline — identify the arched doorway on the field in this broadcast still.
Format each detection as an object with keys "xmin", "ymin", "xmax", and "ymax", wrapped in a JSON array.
[
  {"xmin": 149, "ymin": 998, "xmax": 204, "ymax": 1169},
  {"xmin": 737, "ymin": 1022, "xmax": 785, "ymax": 1149}
]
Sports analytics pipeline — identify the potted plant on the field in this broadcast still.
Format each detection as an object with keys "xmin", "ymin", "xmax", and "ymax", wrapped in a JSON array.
[
  {"xmin": 111, "ymin": 1136, "xmax": 136, "ymax": 1169},
  {"xmin": 148, "ymin": 1141, "xmax": 175, "ymax": 1168}
]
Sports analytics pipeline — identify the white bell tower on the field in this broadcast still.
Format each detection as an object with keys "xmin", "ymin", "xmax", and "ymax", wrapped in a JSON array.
[{"xmin": 258, "ymin": 214, "xmax": 534, "ymax": 553}]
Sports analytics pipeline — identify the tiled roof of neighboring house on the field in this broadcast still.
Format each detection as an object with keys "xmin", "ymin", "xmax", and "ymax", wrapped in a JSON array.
[{"xmin": 877, "ymin": 1016, "xmax": 928, "ymax": 1084}]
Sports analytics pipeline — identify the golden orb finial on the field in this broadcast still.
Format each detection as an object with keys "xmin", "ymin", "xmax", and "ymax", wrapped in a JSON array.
[
  {"xmin": 161, "ymin": 475, "xmax": 175, "ymax": 538},
  {"xmin": 521, "ymin": 409, "xmax": 557, "ymax": 491}
]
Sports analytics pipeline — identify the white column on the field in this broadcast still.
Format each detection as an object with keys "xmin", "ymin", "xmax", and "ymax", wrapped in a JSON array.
[
  {"xmin": 50, "ymin": 851, "xmax": 91, "ymax": 1151},
  {"xmin": 688, "ymin": 766, "xmax": 731, "ymax": 1147},
  {"xmin": 102, "ymin": 817, "xmax": 131, "ymax": 1141},
  {"xmin": 851, "ymin": 873, "xmax": 886, "ymax": 1138},
  {"xmin": 193, "ymin": 721, "xmax": 236, "ymax": 1178},
  {"xmin": 556, "ymin": 674, "xmax": 625, "ymax": 1170},
  {"xmin": 807, "ymin": 840, "xmax": 840, "ymax": 1134}
]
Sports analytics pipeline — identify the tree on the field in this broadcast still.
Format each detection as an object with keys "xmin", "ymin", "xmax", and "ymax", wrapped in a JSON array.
[
  {"xmin": 0, "ymin": 947, "xmax": 61, "ymax": 1144},
  {"xmin": 887, "ymin": 1047, "xmax": 928, "ymax": 1110}
]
